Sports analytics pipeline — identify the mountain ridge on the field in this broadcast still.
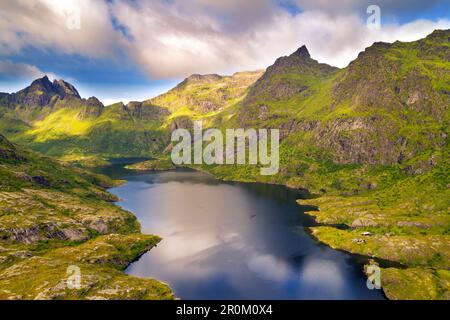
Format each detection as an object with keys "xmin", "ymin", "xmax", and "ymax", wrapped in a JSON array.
[
  {"xmin": 0, "ymin": 29, "xmax": 449, "ymax": 299},
  {"xmin": 243, "ymin": 44, "xmax": 339, "ymax": 106}
]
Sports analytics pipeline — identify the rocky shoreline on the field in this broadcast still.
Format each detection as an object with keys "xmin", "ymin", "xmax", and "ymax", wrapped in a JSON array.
[{"xmin": 144, "ymin": 160, "xmax": 449, "ymax": 300}]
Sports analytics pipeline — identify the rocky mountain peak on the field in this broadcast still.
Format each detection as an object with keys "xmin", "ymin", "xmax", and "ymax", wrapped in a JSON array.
[
  {"xmin": 29, "ymin": 75, "xmax": 54, "ymax": 92},
  {"xmin": 86, "ymin": 96, "xmax": 103, "ymax": 107},
  {"xmin": 292, "ymin": 45, "xmax": 311, "ymax": 59},
  {"xmin": 53, "ymin": 79, "xmax": 81, "ymax": 99},
  {"xmin": 173, "ymin": 73, "xmax": 223, "ymax": 91},
  {"xmin": 243, "ymin": 44, "xmax": 338, "ymax": 106},
  {"xmin": 77, "ymin": 96, "xmax": 104, "ymax": 119},
  {"xmin": 10, "ymin": 75, "xmax": 58, "ymax": 107},
  {"xmin": 32, "ymin": 75, "xmax": 50, "ymax": 84},
  {"xmin": 2, "ymin": 76, "xmax": 104, "ymax": 118},
  {"xmin": 426, "ymin": 28, "xmax": 450, "ymax": 40}
]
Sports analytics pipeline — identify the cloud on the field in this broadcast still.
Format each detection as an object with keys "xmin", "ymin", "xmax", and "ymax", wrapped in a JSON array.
[
  {"xmin": 247, "ymin": 253, "xmax": 292, "ymax": 282},
  {"xmin": 110, "ymin": 0, "xmax": 450, "ymax": 77},
  {"xmin": 289, "ymin": 0, "xmax": 449, "ymax": 15},
  {"xmin": 279, "ymin": 12, "xmax": 450, "ymax": 68},
  {"xmin": 300, "ymin": 257, "xmax": 344, "ymax": 296},
  {"xmin": 0, "ymin": 60, "xmax": 58, "ymax": 81},
  {"xmin": 0, "ymin": 0, "xmax": 118, "ymax": 58},
  {"xmin": 194, "ymin": 0, "xmax": 275, "ymax": 30},
  {"xmin": 0, "ymin": 0, "xmax": 449, "ymax": 80},
  {"xmin": 109, "ymin": 0, "xmax": 291, "ymax": 78}
]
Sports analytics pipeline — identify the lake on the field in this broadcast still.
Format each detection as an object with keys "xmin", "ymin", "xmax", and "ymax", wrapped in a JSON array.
[{"xmin": 99, "ymin": 161, "xmax": 385, "ymax": 300}]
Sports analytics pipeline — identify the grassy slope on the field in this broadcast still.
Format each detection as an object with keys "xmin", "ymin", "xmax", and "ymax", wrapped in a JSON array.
[
  {"xmin": 151, "ymin": 71, "xmax": 264, "ymax": 117},
  {"xmin": 0, "ymin": 72, "xmax": 264, "ymax": 163},
  {"xmin": 0, "ymin": 102, "xmax": 169, "ymax": 161},
  {"xmin": 0, "ymin": 134, "xmax": 173, "ymax": 300}
]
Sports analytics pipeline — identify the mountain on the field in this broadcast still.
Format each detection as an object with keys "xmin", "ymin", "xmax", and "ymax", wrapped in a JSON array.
[
  {"xmin": 0, "ymin": 77, "xmax": 173, "ymax": 159},
  {"xmin": 3, "ymin": 76, "xmax": 80, "ymax": 107},
  {"xmin": 244, "ymin": 45, "xmax": 338, "ymax": 104},
  {"xmin": 1, "ymin": 76, "xmax": 88, "ymax": 115},
  {"xmin": 156, "ymin": 30, "xmax": 448, "ymax": 299},
  {"xmin": 0, "ymin": 71, "xmax": 263, "ymax": 161},
  {"xmin": 208, "ymin": 30, "xmax": 449, "ymax": 299},
  {"xmin": 0, "ymin": 29, "xmax": 449, "ymax": 299},
  {"xmin": 218, "ymin": 29, "xmax": 449, "ymax": 169},
  {"xmin": 151, "ymin": 70, "xmax": 264, "ymax": 115},
  {"xmin": 0, "ymin": 133, "xmax": 173, "ymax": 299}
]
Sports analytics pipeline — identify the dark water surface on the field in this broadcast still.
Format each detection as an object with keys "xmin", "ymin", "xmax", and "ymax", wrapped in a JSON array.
[{"xmin": 98, "ymin": 161, "xmax": 385, "ymax": 300}]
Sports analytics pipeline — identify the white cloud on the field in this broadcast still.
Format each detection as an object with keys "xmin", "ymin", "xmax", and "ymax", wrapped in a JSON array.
[
  {"xmin": 110, "ymin": 1, "xmax": 450, "ymax": 76},
  {"xmin": 0, "ymin": 0, "xmax": 118, "ymax": 58},
  {"xmin": 279, "ymin": 12, "xmax": 450, "ymax": 68},
  {"xmin": 290, "ymin": 0, "xmax": 448, "ymax": 15},
  {"xmin": 0, "ymin": 60, "xmax": 58, "ymax": 81},
  {"xmin": 0, "ymin": 0, "xmax": 448, "ymax": 80},
  {"xmin": 247, "ymin": 254, "xmax": 292, "ymax": 282}
]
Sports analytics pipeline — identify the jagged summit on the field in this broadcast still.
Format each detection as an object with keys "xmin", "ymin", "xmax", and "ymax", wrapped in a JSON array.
[
  {"xmin": 31, "ymin": 75, "xmax": 51, "ymax": 85},
  {"xmin": 10, "ymin": 75, "xmax": 81, "ymax": 107},
  {"xmin": 19, "ymin": 76, "xmax": 81, "ymax": 100},
  {"xmin": 172, "ymin": 73, "xmax": 224, "ymax": 91},
  {"xmin": 0, "ymin": 76, "xmax": 105, "ymax": 120},
  {"xmin": 243, "ymin": 44, "xmax": 338, "ymax": 105},
  {"xmin": 292, "ymin": 45, "xmax": 311, "ymax": 58},
  {"xmin": 29, "ymin": 75, "xmax": 54, "ymax": 93},
  {"xmin": 53, "ymin": 79, "xmax": 81, "ymax": 99},
  {"xmin": 268, "ymin": 44, "xmax": 337, "ymax": 75},
  {"xmin": 188, "ymin": 73, "xmax": 222, "ymax": 80}
]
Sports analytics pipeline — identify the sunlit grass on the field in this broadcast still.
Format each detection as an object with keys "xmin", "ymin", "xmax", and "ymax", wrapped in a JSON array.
[{"xmin": 26, "ymin": 108, "xmax": 95, "ymax": 141}]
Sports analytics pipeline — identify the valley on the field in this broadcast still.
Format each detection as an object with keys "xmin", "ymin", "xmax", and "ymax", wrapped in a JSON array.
[{"xmin": 0, "ymin": 29, "xmax": 449, "ymax": 300}]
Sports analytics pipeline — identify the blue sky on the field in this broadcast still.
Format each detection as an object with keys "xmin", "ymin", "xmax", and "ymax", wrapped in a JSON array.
[{"xmin": 0, "ymin": 0, "xmax": 449, "ymax": 105}]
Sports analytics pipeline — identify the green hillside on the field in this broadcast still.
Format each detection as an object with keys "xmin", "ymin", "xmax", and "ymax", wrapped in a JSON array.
[
  {"xmin": 0, "ymin": 76, "xmax": 170, "ymax": 160},
  {"xmin": 0, "ymin": 134, "xmax": 173, "ymax": 299},
  {"xmin": 0, "ymin": 71, "xmax": 263, "ymax": 162}
]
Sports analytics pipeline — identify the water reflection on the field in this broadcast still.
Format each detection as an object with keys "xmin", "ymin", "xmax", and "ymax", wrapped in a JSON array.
[{"xmin": 101, "ymin": 165, "xmax": 384, "ymax": 300}]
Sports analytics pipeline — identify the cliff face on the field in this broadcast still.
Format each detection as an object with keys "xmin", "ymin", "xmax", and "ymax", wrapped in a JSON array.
[
  {"xmin": 121, "ymin": 101, "xmax": 170, "ymax": 121},
  {"xmin": 321, "ymin": 31, "xmax": 448, "ymax": 165},
  {"xmin": 232, "ymin": 30, "xmax": 449, "ymax": 168}
]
